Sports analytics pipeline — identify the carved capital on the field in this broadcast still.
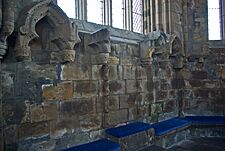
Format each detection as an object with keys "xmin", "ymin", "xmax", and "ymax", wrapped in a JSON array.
[
  {"xmin": 140, "ymin": 31, "xmax": 169, "ymax": 62},
  {"xmin": 50, "ymin": 50, "xmax": 75, "ymax": 63},
  {"xmin": 88, "ymin": 28, "xmax": 111, "ymax": 53},
  {"xmin": 15, "ymin": 1, "xmax": 80, "ymax": 62},
  {"xmin": 0, "ymin": 43, "xmax": 7, "ymax": 60}
]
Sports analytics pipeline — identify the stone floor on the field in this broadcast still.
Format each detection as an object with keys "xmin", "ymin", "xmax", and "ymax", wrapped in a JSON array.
[{"xmin": 139, "ymin": 137, "xmax": 225, "ymax": 151}]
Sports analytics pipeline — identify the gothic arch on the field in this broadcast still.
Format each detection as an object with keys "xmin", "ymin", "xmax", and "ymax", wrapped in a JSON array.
[
  {"xmin": 169, "ymin": 35, "xmax": 184, "ymax": 69},
  {"xmin": 15, "ymin": 0, "xmax": 80, "ymax": 62}
]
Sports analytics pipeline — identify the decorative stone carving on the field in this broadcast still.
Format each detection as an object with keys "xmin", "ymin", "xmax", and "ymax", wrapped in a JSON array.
[
  {"xmin": 0, "ymin": 0, "xmax": 15, "ymax": 60},
  {"xmin": 147, "ymin": 31, "xmax": 168, "ymax": 46},
  {"xmin": 169, "ymin": 36, "xmax": 184, "ymax": 69},
  {"xmin": 140, "ymin": 30, "xmax": 169, "ymax": 62},
  {"xmin": 50, "ymin": 50, "xmax": 76, "ymax": 63},
  {"xmin": 88, "ymin": 28, "xmax": 111, "ymax": 53},
  {"xmin": 15, "ymin": 0, "xmax": 80, "ymax": 62},
  {"xmin": 85, "ymin": 28, "xmax": 111, "ymax": 64}
]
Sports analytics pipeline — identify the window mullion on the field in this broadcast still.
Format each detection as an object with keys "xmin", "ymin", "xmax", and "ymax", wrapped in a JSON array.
[
  {"xmin": 103, "ymin": 0, "xmax": 112, "ymax": 26},
  {"xmin": 82, "ymin": 0, "xmax": 87, "ymax": 20},
  {"xmin": 75, "ymin": 0, "xmax": 79, "ymax": 19},
  {"xmin": 130, "ymin": 0, "xmax": 133, "ymax": 31},
  {"xmin": 124, "ymin": 0, "xmax": 132, "ymax": 30}
]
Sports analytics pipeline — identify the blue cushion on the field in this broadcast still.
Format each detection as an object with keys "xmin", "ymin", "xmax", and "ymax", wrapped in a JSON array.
[
  {"xmin": 152, "ymin": 117, "xmax": 191, "ymax": 136},
  {"xmin": 105, "ymin": 122, "xmax": 152, "ymax": 138},
  {"xmin": 185, "ymin": 116, "xmax": 225, "ymax": 125},
  {"xmin": 61, "ymin": 139, "xmax": 120, "ymax": 151}
]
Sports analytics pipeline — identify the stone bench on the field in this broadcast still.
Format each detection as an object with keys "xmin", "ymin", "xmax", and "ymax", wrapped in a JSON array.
[
  {"xmin": 105, "ymin": 122, "xmax": 154, "ymax": 151},
  {"xmin": 61, "ymin": 116, "xmax": 225, "ymax": 150},
  {"xmin": 185, "ymin": 116, "xmax": 225, "ymax": 138},
  {"xmin": 152, "ymin": 116, "xmax": 225, "ymax": 148},
  {"xmin": 61, "ymin": 139, "xmax": 120, "ymax": 151},
  {"xmin": 152, "ymin": 117, "xmax": 191, "ymax": 137},
  {"xmin": 151, "ymin": 117, "xmax": 191, "ymax": 148},
  {"xmin": 185, "ymin": 116, "xmax": 225, "ymax": 126}
]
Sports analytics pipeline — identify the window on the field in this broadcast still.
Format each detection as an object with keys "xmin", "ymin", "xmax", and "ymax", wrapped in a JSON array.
[
  {"xmin": 57, "ymin": 0, "xmax": 76, "ymax": 18},
  {"xmin": 87, "ymin": 0, "xmax": 103, "ymax": 24},
  {"xmin": 112, "ymin": 0, "xmax": 124, "ymax": 29},
  {"xmin": 208, "ymin": 0, "xmax": 222, "ymax": 40},
  {"xmin": 132, "ymin": 0, "xmax": 142, "ymax": 33},
  {"xmin": 57, "ymin": 0, "xmax": 143, "ymax": 33}
]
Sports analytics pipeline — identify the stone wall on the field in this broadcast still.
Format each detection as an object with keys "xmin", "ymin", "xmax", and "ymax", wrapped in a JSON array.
[
  {"xmin": 181, "ymin": 0, "xmax": 225, "ymax": 115},
  {"xmin": 0, "ymin": 0, "xmax": 225, "ymax": 151},
  {"xmin": 182, "ymin": 45, "xmax": 225, "ymax": 115}
]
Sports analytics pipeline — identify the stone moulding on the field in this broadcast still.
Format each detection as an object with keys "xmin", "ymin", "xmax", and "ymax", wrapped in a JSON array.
[
  {"xmin": 140, "ymin": 31, "xmax": 185, "ymax": 69},
  {"xmin": 15, "ymin": 0, "xmax": 80, "ymax": 62},
  {"xmin": 0, "ymin": 0, "xmax": 15, "ymax": 60}
]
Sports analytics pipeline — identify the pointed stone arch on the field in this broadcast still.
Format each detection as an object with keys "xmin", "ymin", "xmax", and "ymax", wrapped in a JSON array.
[
  {"xmin": 169, "ymin": 35, "xmax": 184, "ymax": 69},
  {"xmin": 15, "ymin": 0, "xmax": 80, "ymax": 63}
]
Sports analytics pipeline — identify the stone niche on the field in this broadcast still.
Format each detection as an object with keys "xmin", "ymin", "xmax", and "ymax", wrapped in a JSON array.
[
  {"xmin": 169, "ymin": 36, "xmax": 184, "ymax": 69},
  {"xmin": 14, "ymin": 0, "xmax": 80, "ymax": 63}
]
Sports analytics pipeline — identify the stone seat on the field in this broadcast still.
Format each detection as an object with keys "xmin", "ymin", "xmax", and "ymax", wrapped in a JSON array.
[
  {"xmin": 61, "ymin": 139, "xmax": 120, "ymax": 151},
  {"xmin": 106, "ymin": 122, "xmax": 152, "ymax": 138},
  {"xmin": 152, "ymin": 116, "xmax": 225, "ymax": 148},
  {"xmin": 152, "ymin": 117, "xmax": 191, "ymax": 136},
  {"xmin": 185, "ymin": 116, "xmax": 225, "ymax": 126},
  {"xmin": 105, "ymin": 122, "xmax": 154, "ymax": 151}
]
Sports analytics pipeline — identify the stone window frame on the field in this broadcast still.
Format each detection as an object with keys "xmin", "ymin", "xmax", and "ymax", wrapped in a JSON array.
[
  {"xmin": 208, "ymin": 0, "xmax": 225, "ymax": 40},
  {"xmin": 56, "ymin": 0, "xmax": 143, "ymax": 33}
]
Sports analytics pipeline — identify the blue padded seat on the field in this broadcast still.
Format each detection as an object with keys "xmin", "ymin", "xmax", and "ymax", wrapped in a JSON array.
[
  {"xmin": 61, "ymin": 139, "xmax": 120, "ymax": 151},
  {"xmin": 185, "ymin": 116, "xmax": 225, "ymax": 125},
  {"xmin": 151, "ymin": 117, "xmax": 191, "ymax": 136},
  {"xmin": 105, "ymin": 122, "xmax": 152, "ymax": 138}
]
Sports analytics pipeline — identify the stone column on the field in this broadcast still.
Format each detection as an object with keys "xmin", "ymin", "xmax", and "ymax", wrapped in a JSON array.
[
  {"xmin": 155, "ymin": 0, "xmax": 162, "ymax": 30},
  {"xmin": 75, "ymin": 0, "xmax": 87, "ymax": 20},
  {"xmin": 124, "ymin": 0, "xmax": 132, "ymax": 30},
  {"xmin": 143, "ymin": 0, "xmax": 170, "ymax": 33},
  {"xmin": 0, "ymin": 1, "xmax": 14, "ymax": 149},
  {"xmin": 0, "ymin": 0, "xmax": 14, "ymax": 59},
  {"xmin": 172, "ymin": 70, "xmax": 185, "ymax": 117},
  {"xmin": 143, "ymin": 0, "xmax": 150, "ymax": 33},
  {"xmin": 162, "ymin": 0, "xmax": 169, "ymax": 33},
  {"xmin": 101, "ymin": 64, "xmax": 110, "ymax": 112},
  {"xmin": 170, "ymin": 37, "xmax": 185, "ymax": 117},
  {"xmin": 87, "ymin": 28, "xmax": 111, "ymax": 126},
  {"xmin": 150, "ymin": 0, "xmax": 156, "ymax": 31},
  {"xmin": 103, "ymin": 0, "xmax": 112, "ymax": 25}
]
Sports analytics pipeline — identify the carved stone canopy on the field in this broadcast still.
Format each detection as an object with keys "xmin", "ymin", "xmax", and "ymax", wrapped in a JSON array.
[
  {"xmin": 169, "ymin": 35, "xmax": 184, "ymax": 69},
  {"xmin": 140, "ymin": 30, "xmax": 169, "ymax": 62},
  {"xmin": 15, "ymin": 0, "xmax": 80, "ymax": 63}
]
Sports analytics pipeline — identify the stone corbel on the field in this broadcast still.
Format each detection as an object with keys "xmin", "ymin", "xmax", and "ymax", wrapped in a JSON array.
[
  {"xmin": 140, "ymin": 30, "xmax": 169, "ymax": 63},
  {"xmin": 88, "ymin": 28, "xmax": 111, "ymax": 65},
  {"xmin": 88, "ymin": 28, "xmax": 111, "ymax": 53},
  {"xmin": 50, "ymin": 21, "xmax": 80, "ymax": 63},
  {"xmin": 0, "ymin": 0, "xmax": 15, "ymax": 60}
]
